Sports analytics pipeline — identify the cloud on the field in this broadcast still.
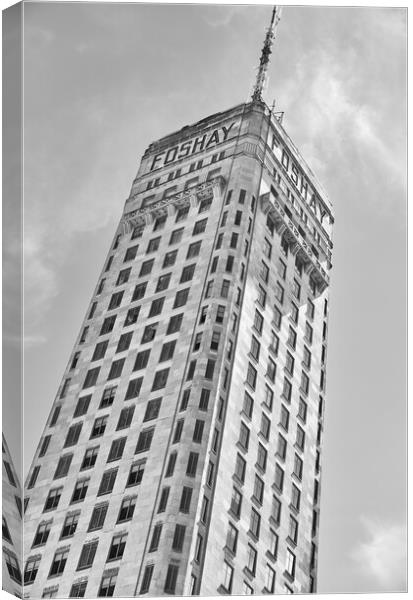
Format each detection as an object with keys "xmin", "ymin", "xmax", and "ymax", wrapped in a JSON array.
[{"xmin": 351, "ymin": 517, "xmax": 406, "ymax": 591}]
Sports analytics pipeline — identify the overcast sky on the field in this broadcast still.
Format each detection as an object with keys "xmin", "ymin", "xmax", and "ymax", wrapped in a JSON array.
[{"xmin": 4, "ymin": 1, "xmax": 406, "ymax": 594}]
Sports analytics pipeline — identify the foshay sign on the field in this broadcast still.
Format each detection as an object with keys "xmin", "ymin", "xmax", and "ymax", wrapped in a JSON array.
[{"xmin": 149, "ymin": 121, "xmax": 238, "ymax": 171}]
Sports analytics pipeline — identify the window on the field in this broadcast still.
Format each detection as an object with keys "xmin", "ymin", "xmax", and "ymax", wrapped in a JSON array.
[
  {"xmin": 246, "ymin": 363, "xmax": 257, "ymax": 389},
  {"xmin": 173, "ymin": 419, "xmax": 184, "ymax": 443},
  {"xmin": 187, "ymin": 241, "xmax": 202, "ymax": 258},
  {"xmin": 70, "ymin": 352, "xmax": 80, "ymax": 370},
  {"xmin": 282, "ymin": 377, "xmax": 292, "ymax": 402},
  {"xmin": 221, "ymin": 212, "xmax": 228, "ymax": 227},
  {"xmin": 286, "ymin": 351, "xmax": 295, "ymax": 376},
  {"xmin": 180, "ymin": 264, "xmax": 195, "ymax": 283},
  {"xmin": 241, "ymin": 393, "xmax": 253, "ymax": 419},
  {"xmin": 250, "ymin": 336, "xmax": 260, "ymax": 361},
  {"xmin": 250, "ymin": 507, "xmax": 261, "ymax": 539},
  {"xmin": 230, "ymin": 232, "xmax": 238, "ymax": 249},
  {"xmin": 136, "ymin": 428, "xmax": 155, "ymax": 453},
  {"xmin": 201, "ymin": 496, "xmax": 209, "ymax": 523},
  {"xmin": 64, "ymin": 423, "xmax": 82, "ymax": 448},
  {"xmin": 108, "ymin": 291, "xmax": 123, "ymax": 311},
  {"xmin": 156, "ymin": 273, "xmax": 171, "ymax": 293},
  {"xmin": 234, "ymin": 210, "xmax": 242, "ymax": 225},
  {"xmin": 91, "ymin": 416, "xmax": 108, "ymax": 438},
  {"xmin": 222, "ymin": 562, "xmax": 233, "ymax": 593},
  {"xmin": 180, "ymin": 389, "xmax": 191, "ymax": 411},
  {"xmin": 169, "ymin": 228, "xmax": 184, "ymax": 245},
  {"xmin": 49, "ymin": 548, "xmax": 69, "ymax": 577},
  {"xmin": 253, "ymin": 475, "xmax": 264, "ymax": 504},
  {"xmin": 131, "ymin": 225, "xmax": 144, "ymax": 239},
  {"xmin": 70, "ymin": 479, "xmax": 88, "ymax": 504},
  {"xmin": 179, "ymin": 486, "xmax": 193, "ymax": 513},
  {"xmin": 125, "ymin": 378, "xmax": 142, "ymax": 401},
  {"xmin": 193, "ymin": 420, "xmax": 204, "ymax": 443},
  {"xmin": 153, "ymin": 214, "xmax": 167, "ymax": 230},
  {"xmin": 274, "ymin": 464, "xmax": 284, "ymax": 492},
  {"xmin": 257, "ymin": 284, "xmax": 266, "ymax": 307},
  {"xmin": 74, "ymin": 395, "xmax": 90, "ymax": 418},
  {"xmin": 264, "ymin": 385, "xmax": 274, "ymax": 410},
  {"xmin": 243, "ymin": 582, "xmax": 253, "ymax": 595},
  {"xmin": 140, "ymin": 565, "xmax": 154, "ymax": 594},
  {"xmin": 5, "ymin": 550, "xmax": 21, "ymax": 583},
  {"xmin": 116, "ymin": 332, "xmax": 132, "ymax": 353},
  {"xmin": 216, "ymin": 233, "xmax": 223, "ymax": 249},
  {"xmin": 98, "ymin": 571, "xmax": 117, "ymax": 597},
  {"xmin": 280, "ymin": 405, "xmax": 290, "ymax": 431},
  {"xmin": 116, "ymin": 267, "xmax": 131, "ymax": 286},
  {"xmin": 289, "ymin": 515, "xmax": 299, "ymax": 543},
  {"xmin": 124, "ymin": 244, "xmax": 139, "ymax": 262},
  {"xmin": 307, "ymin": 299, "xmax": 315, "ymax": 319},
  {"xmin": 127, "ymin": 461, "xmax": 145, "ymax": 487},
  {"xmin": 266, "ymin": 357, "xmax": 277, "ymax": 382},
  {"xmin": 148, "ymin": 523, "xmax": 162, "ymax": 552},
  {"xmin": 88, "ymin": 503, "xmax": 108, "ymax": 531},
  {"xmin": 134, "ymin": 349, "xmax": 151, "ymax": 371},
  {"xmin": 80, "ymin": 326, "xmax": 89, "ymax": 343},
  {"xmin": 272, "ymin": 496, "xmax": 282, "ymax": 525},
  {"xmin": 54, "ymin": 454, "xmax": 72, "ymax": 479},
  {"xmin": 303, "ymin": 346, "xmax": 312, "ymax": 369},
  {"xmin": 260, "ymin": 413, "xmax": 271, "ymax": 439},
  {"xmin": 170, "ymin": 523, "xmax": 186, "ymax": 553},
  {"xmin": 193, "ymin": 219, "xmax": 207, "ymax": 235},
  {"xmin": 49, "ymin": 407, "xmax": 61, "ymax": 427},
  {"xmin": 293, "ymin": 454, "xmax": 303, "ymax": 480},
  {"xmin": 199, "ymin": 388, "xmax": 210, "ymax": 411},
  {"xmin": 239, "ymin": 422, "xmax": 250, "ymax": 450},
  {"xmin": 257, "ymin": 442, "xmax": 267, "ymax": 472},
  {"xmin": 146, "ymin": 237, "xmax": 161, "ymax": 254},
  {"xmin": 301, "ymin": 371, "xmax": 310, "ymax": 395},
  {"xmin": 277, "ymin": 434, "xmax": 287, "ymax": 460},
  {"xmin": 220, "ymin": 279, "xmax": 230, "ymax": 298},
  {"xmin": 81, "ymin": 446, "xmax": 99, "ymax": 470},
  {"xmin": 296, "ymin": 425, "xmax": 306, "ymax": 451},
  {"xmin": 28, "ymin": 465, "xmax": 40, "ymax": 489},
  {"xmin": 132, "ymin": 281, "xmax": 147, "ymax": 301},
  {"xmin": 273, "ymin": 306, "xmax": 282, "ymax": 329},
  {"xmin": 165, "ymin": 452, "xmax": 177, "ymax": 477},
  {"xmin": 292, "ymin": 279, "xmax": 301, "ymax": 300},
  {"xmin": 305, "ymin": 321, "xmax": 313, "ymax": 344},
  {"xmin": 288, "ymin": 326, "xmax": 297, "ymax": 349},
  {"xmin": 291, "ymin": 302, "xmax": 299, "ymax": 324},
  {"xmin": 24, "ymin": 556, "xmax": 41, "ymax": 584},
  {"xmin": 193, "ymin": 332, "xmax": 203, "ymax": 351},
  {"xmin": 291, "ymin": 483, "xmax": 301, "ymax": 511},
  {"xmin": 265, "ymin": 565, "xmax": 276, "ymax": 593},
  {"xmin": 98, "ymin": 469, "xmax": 117, "ymax": 496},
  {"xmin": 286, "ymin": 549, "xmax": 296, "ymax": 578},
  {"xmin": 70, "ymin": 581, "xmax": 87, "ymax": 597},
  {"xmin": 254, "ymin": 310, "xmax": 264, "ymax": 334},
  {"xmin": 144, "ymin": 397, "xmax": 162, "ymax": 421},
  {"xmin": 260, "ymin": 261, "xmax": 269, "ymax": 283},
  {"xmin": 107, "ymin": 437, "xmax": 126, "ymax": 462},
  {"xmin": 206, "ymin": 461, "xmax": 215, "ymax": 487},
  {"xmin": 167, "ymin": 313, "xmax": 183, "ymax": 334},
  {"xmin": 83, "ymin": 367, "xmax": 100, "ymax": 389},
  {"xmin": 246, "ymin": 544, "xmax": 257, "ymax": 575},
  {"xmin": 164, "ymin": 564, "xmax": 179, "ymax": 594},
  {"xmin": 163, "ymin": 249, "xmax": 177, "ymax": 268},
  {"xmin": 141, "ymin": 322, "xmax": 158, "ymax": 344},
  {"xmin": 33, "ymin": 521, "xmax": 51, "ymax": 546},
  {"xmin": 139, "ymin": 259, "xmax": 154, "ymax": 276},
  {"xmin": 234, "ymin": 453, "xmax": 246, "ymax": 483},
  {"xmin": 77, "ymin": 540, "xmax": 98, "ymax": 570},
  {"xmin": 205, "ymin": 359, "xmax": 215, "ymax": 380},
  {"xmin": 298, "ymin": 398, "xmax": 308, "ymax": 423},
  {"xmin": 44, "ymin": 487, "xmax": 62, "ymax": 511},
  {"xmin": 276, "ymin": 282, "xmax": 284, "ymax": 303},
  {"xmin": 186, "ymin": 452, "xmax": 199, "ymax": 477},
  {"xmin": 124, "ymin": 306, "xmax": 140, "ymax": 326},
  {"xmin": 97, "ymin": 278, "xmax": 106, "ymax": 295},
  {"xmin": 152, "ymin": 368, "xmax": 169, "ymax": 390},
  {"xmin": 216, "ymin": 305, "xmax": 225, "ymax": 323},
  {"xmin": 148, "ymin": 297, "xmax": 165, "ymax": 318},
  {"xmin": 107, "ymin": 533, "xmax": 127, "ymax": 561},
  {"xmin": 226, "ymin": 523, "xmax": 238, "ymax": 554},
  {"xmin": 230, "ymin": 487, "xmax": 242, "ymax": 517},
  {"xmin": 225, "ymin": 255, "xmax": 234, "ymax": 273},
  {"xmin": 118, "ymin": 496, "xmax": 136, "ymax": 523},
  {"xmin": 173, "ymin": 288, "xmax": 189, "ymax": 308},
  {"xmin": 100, "ymin": 315, "xmax": 116, "ymax": 335},
  {"xmin": 158, "ymin": 486, "xmax": 170, "ymax": 513}
]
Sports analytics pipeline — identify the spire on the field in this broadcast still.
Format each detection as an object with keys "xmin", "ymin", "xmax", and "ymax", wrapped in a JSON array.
[{"xmin": 251, "ymin": 6, "xmax": 282, "ymax": 103}]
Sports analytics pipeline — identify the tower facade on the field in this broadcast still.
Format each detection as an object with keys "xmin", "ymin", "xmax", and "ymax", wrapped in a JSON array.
[
  {"xmin": 24, "ymin": 99, "xmax": 333, "ymax": 598},
  {"xmin": 3, "ymin": 435, "xmax": 23, "ymax": 597}
]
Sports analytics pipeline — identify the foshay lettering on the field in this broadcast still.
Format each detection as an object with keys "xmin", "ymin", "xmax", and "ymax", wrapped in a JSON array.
[{"xmin": 150, "ymin": 122, "xmax": 237, "ymax": 171}]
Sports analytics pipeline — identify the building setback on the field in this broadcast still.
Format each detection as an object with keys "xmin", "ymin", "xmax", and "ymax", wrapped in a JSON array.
[{"xmin": 23, "ymin": 11, "xmax": 334, "ymax": 599}]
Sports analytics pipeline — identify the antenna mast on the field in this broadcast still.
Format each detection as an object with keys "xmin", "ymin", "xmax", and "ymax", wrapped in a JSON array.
[{"xmin": 251, "ymin": 6, "xmax": 282, "ymax": 103}]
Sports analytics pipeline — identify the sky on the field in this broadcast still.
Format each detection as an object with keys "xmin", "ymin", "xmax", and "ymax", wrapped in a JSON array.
[{"xmin": 3, "ymin": 1, "xmax": 406, "ymax": 594}]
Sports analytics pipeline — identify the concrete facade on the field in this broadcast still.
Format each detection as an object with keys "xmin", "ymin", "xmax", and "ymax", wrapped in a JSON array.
[
  {"xmin": 3, "ymin": 435, "xmax": 23, "ymax": 597},
  {"xmin": 23, "ymin": 100, "xmax": 333, "ymax": 598}
]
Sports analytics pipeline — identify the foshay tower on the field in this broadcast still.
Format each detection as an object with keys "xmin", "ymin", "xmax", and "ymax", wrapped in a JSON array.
[{"xmin": 24, "ymin": 7, "xmax": 334, "ymax": 598}]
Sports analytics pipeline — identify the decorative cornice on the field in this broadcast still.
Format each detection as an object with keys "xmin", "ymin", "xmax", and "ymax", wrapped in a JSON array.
[
  {"xmin": 121, "ymin": 176, "xmax": 226, "ymax": 233},
  {"xmin": 260, "ymin": 192, "xmax": 330, "ymax": 293}
]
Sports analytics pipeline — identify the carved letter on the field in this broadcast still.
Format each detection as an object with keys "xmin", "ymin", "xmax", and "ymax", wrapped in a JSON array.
[
  {"xmin": 222, "ymin": 122, "xmax": 236, "ymax": 140},
  {"xmin": 177, "ymin": 141, "xmax": 192, "ymax": 159},
  {"xmin": 164, "ymin": 146, "xmax": 178, "ymax": 165},
  {"xmin": 150, "ymin": 153, "xmax": 164, "ymax": 171},
  {"xmin": 191, "ymin": 134, "xmax": 207, "ymax": 154},
  {"xmin": 206, "ymin": 129, "xmax": 220, "ymax": 148}
]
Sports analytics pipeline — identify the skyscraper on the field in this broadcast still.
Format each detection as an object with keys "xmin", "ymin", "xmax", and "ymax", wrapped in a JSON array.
[
  {"xmin": 3, "ymin": 435, "xmax": 23, "ymax": 597},
  {"xmin": 23, "ymin": 7, "xmax": 333, "ymax": 598}
]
